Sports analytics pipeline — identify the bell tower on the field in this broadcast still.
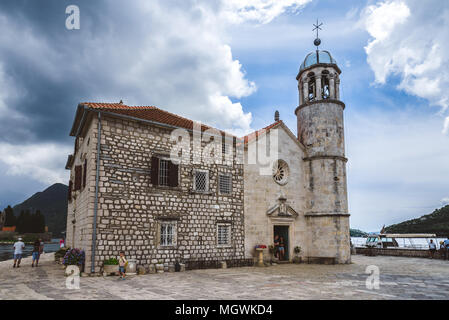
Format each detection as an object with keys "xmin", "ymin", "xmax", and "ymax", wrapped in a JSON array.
[{"xmin": 295, "ymin": 21, "xmax": 350, "ymax": 264}]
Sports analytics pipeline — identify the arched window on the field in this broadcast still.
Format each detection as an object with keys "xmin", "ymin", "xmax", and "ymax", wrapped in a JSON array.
[
  {"xmin": 321, "ymin": 70, "xmax": 330, "ymax": 99},
  {"xmin": 307, "ymin": 72, "xmax": 315, "ymax": 101}
]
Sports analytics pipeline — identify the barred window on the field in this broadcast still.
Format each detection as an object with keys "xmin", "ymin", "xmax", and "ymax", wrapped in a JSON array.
[
  {"xmin": 219, "ymin": 174, "xmax": 232, "ymax": 194},
  {"xmin": 222, "ymin": 138, "xmax": 233, "ymax": 156},
  {"xmin": 160, "ymin": 222, "xmax": 176, "ymax": 246},
  {"xmin": 217, "ymin": 224, "xmax": 231, "ymax": 246},
  {"xmin": 159, "ymin": 159, "xmax": 169, "ymax": 186},
  {"xmin": 193, "ymin": 170, "xmax": 209, "ymax": 192}
]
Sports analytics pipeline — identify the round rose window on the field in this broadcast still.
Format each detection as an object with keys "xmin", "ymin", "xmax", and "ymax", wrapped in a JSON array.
[{"xmin": 273, "ymin": 160, "xmax": 289, "ymax": 185}]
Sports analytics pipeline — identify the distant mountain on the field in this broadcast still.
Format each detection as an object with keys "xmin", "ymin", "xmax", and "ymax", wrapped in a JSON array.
[
  {"xmin": 385, "ymin": 205, "xmax": 449, "ymax": 237},
  {"xmin": 13, "ymin": 183, "xmax": 68, "ymax": 237},
  {"xmin": 350, "ymin": 228, "xmax": 368, "ymax": 237}
]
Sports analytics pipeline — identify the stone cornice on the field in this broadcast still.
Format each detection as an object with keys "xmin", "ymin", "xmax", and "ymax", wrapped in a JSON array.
[
  {"xmin": 294, "ymin": 99, "xmax": 345, "ymax": 115},
  {"xmin": 303, "ymin": 155, "xmax": 348, "ymax": 162},
  {"xmin": 304, "ymin": 212, "xmax": 350, "ymax": 217},
  {"xmin": 296, "ymin": 63, "xmax": 342, "ymax": 80}
]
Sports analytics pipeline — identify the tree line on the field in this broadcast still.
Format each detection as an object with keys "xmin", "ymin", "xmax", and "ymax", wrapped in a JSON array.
[{"xmin": 2, "ymin": 205, "xmax": 46, "ymax": 233}]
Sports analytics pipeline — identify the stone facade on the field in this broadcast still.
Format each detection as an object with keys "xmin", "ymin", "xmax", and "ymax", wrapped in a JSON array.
[
  {"xmin": 243, "ymin": 124, "xmax": 309, "ymax": 262},
  {"xmin": 67, "ymin": 111, "xmax": 245, "ymax": 273},
  {"xmin": 243, "ymin": 51, "xmax": 350, "ymax": 265},
  {"xmin": 66, "ymin": 116, "xmax": 97, "ymax": 267},
  {"xmin": 296, "ymin": 54, "xmax": 350, "ymax": 264},
  {"xmin": 66, "ymin": 48, "xmax": 351, "ymax": 272}
]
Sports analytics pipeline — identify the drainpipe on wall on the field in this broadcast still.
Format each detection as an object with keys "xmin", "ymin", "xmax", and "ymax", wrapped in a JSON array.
[{"xmin": 91, "ymin": 112, "xmax": 101, "ymax": 274}]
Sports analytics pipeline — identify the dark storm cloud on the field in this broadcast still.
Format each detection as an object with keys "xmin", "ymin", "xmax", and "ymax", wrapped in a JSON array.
[
  {"xmin": 0, "ymin": 0, "xmax": 116, "ymax": 143},
  {"xmin": 0, "ymin": 0, "xmax": 258, "ymax": 148},
  {"xmin": 3, "ymin": 2, "xmax": 190, "ymax": 140}
]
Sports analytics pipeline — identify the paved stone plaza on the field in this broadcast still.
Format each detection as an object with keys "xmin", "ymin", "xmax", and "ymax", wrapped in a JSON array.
[{"xmin": 1, "ymin": 253, "xmax": 449, "ymax": 300}]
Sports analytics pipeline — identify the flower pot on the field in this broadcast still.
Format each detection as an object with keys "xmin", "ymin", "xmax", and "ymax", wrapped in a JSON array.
[
  {"xmin": 103, "ymin": 264, "xmax": 119, "ymax": 275},
  {"xmin": 255, "ymin": 248, "xmax": 265, "ymax": 267},
  {"xmin": 155, "ymin": 263, "xmax": 164, "ymax": 273}
]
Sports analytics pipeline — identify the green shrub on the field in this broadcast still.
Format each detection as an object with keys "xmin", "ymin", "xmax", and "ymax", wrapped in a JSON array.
[
  {"xmin": 54, "ymin": 247, "xmax": 69, "ymax": 261},
  {"xmin": 104, "ymin": 257, "xmax": 119, "ymax": 265},
  {"xmin": 22, "ymin": 235, "xmax": 40, "ymax": 243}
]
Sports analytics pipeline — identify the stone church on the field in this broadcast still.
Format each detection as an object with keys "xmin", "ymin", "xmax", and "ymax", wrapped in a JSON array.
[{"xmin": 65, "ymin": 44, "xmax": 350, "ymax": 274}]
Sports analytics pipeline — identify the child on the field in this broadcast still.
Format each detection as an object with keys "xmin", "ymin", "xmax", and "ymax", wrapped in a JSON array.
[
  {"xmin": 118, "ymin": 251, "xmax": 128, "ymax": 280},
  {"xmin": 31, "ymin": 239, "xmax": 40, "ymax": 267}
]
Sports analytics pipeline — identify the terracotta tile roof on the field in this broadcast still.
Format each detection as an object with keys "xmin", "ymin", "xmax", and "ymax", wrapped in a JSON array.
[
  {"xmin": 80, "ymin": 102, "xmax": 232, "ymax": 136},
  {"xmin": 242, "ymin": 120, "xmax": 283, "ymax": 144}
]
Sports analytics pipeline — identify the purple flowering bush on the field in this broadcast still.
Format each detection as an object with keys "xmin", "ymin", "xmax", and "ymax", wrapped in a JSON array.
[{"xmin": 62, "ymin": 248, "xmax": 85, "ymax": 266}]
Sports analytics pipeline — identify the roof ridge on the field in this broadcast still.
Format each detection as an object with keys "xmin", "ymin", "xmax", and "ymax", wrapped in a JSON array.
[
  {"xmin": 148, "ymin": 105, "xmax": 210, "ymax": 129},
  {"xmin": 81, "ymin": 102, "xmax": 156, "ymax": 110},
  {"xmin": 82, "ymin": 102, "xmax": 207, "ymax": 126},
  {"xmin": 76, "ymin": 101, "xmax": 235, "ymax": 137},
  {"xmin": 241, "ymin": 120, "xmax": 283, "ymax": 140}
]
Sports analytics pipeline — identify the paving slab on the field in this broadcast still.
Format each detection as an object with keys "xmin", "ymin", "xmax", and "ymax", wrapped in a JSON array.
[{"xmin": 1, "ymin": 253, "xmax": 449, "ymax": 300}]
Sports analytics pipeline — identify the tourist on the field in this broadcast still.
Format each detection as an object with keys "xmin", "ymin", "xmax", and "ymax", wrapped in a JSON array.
[
  {"xmin": 12, "ymin": 237, "xmax": 25, "ymax": 268},
  {"xmin": 429, "ymin": 239, "xmax": 436, "ymax": 259},
  {"xmin": 440, "ymin": 240, "xmax": 445, "ymax": 260},
  {"xmin": 273, "ymin": 235, "xmax": 280, "ymax": 259},
  {"xmin": 59, "ymin": 238, "xmax": 65, "ymax": 248},
  {"xmin": 278, "ymin": 236, "xmax": 285, "ymax": 261},
  {"xmin": 118, "ymin": 251, "xmax": 128, "ymax": 280},
  {"xmin": 39, "ymin": 238, "xmax": 44, "ymax": 256},
  {"xmin": 444, "ymin": 237, "xmax": 449, "ymax": 260},
  {"xmin": 31, "ymin": 239, "xmax": 40, "ymax": 267}
]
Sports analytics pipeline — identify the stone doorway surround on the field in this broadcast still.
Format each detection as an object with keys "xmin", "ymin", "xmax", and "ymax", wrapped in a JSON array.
[{"xmin": 266, "ymin": 195, "xmax": 299, "ymax": 262}]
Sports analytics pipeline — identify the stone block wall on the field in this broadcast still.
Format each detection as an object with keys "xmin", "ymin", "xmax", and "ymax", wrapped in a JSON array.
[
  {"xmin": 296, "ymin": 102, "xmax": 345, "ymax": 157},
  {"xmin": 355, "ymin": 247, "xmax": 444, "ymax": 259},
  {"xmin": 304, "ymin": 158, "xmax": 348, "ymax": 215},
  {"xmin": 70, "ymin": 114, "xmax": 245, "ymax": 273},
  {"xmin": 66, "ymin": 115, "xmax": 98, "ymax": 270},
  {"xmin": 305, "ymin": 215, "xmax": 351, "ymax": 264}
]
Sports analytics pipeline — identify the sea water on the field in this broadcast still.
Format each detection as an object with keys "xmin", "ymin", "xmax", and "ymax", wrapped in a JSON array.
[{"xmin": 0, "ymin": 238, "xmax": 61, "ymax": 262}]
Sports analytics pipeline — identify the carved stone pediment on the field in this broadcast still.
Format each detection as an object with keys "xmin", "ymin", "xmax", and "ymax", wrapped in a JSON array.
[{"xmin": 266, "ymin": 196, "xmax": 298, "ymax": 218}]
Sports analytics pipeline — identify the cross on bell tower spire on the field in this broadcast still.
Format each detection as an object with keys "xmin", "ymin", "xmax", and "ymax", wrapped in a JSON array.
[{"xmin": 312, "ymin": 19, "xmax": 323, "ymax": 49}]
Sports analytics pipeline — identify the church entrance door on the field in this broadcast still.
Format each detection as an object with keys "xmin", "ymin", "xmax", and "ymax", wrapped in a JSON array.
[{"xmin": 274, "ymin": 225, "xmax": 289, "ymax": 261}]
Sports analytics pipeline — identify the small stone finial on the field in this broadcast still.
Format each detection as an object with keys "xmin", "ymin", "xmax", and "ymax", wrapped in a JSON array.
[{"xmin": 274, "ymin": 110, "xmax": 280, "ymax": 122}]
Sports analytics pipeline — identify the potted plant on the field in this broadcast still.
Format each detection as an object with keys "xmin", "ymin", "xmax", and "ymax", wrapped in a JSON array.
[
  {"xmin": 293, "ymin": 246, "xmax": 302, "ymax": 263},
  {"xmin": 103, "ymin": 257, "xmax": 119, "ymax": 275},
  {"xmin": 55, "ymin": 247, "xmax": 69, "ymax": 264},
  {"xmin": 62, "ymin": 248, "xmax": 85, "ymax": 272}
]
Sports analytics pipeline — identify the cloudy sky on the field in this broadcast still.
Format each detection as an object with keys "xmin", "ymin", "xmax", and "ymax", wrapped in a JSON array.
[{"xmin": 0, "ymin": 0, "xmax": 448, "ymax": 231}]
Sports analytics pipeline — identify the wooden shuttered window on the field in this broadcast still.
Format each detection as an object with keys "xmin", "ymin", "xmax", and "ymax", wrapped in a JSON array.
[
  {"xmin": 168, "ymin": 161, "xmax": 179, "ymax": 187},
  {"xmin": 74, "ymin": 165, "xmax": 82, "ymax": 191},
  {"xmin": 68, "ymin": 180, "xmax": 73, "ymax": 201},
  {"xmin": 151, "ymin": 156, "xmax": 178, "ymax": 188},
  {"xmin": 151, "ymin": 156, "xmax": 159, "ymax": 186},
  {"xmin": 82, "ymin": 159, "xmax": 87, "ymax": 189}
]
